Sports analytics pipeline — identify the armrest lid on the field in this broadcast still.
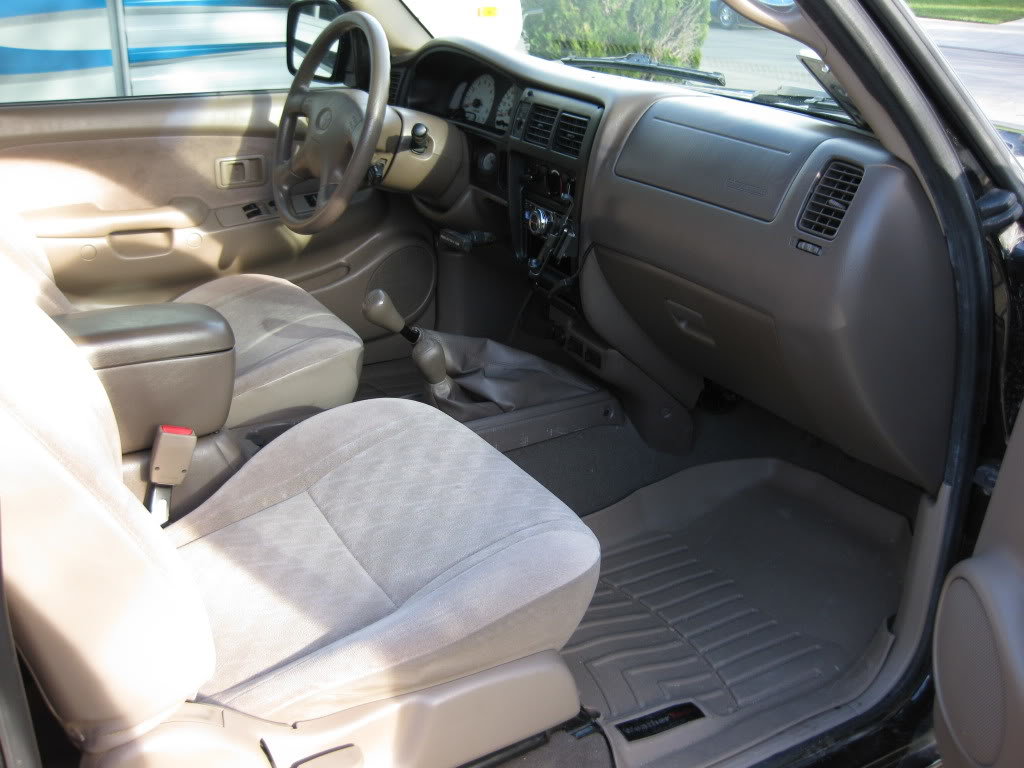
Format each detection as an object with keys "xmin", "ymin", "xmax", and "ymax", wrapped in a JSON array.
[{"xmin": 54, "ymin": 303, "xmax": 234, "ymax": 369}]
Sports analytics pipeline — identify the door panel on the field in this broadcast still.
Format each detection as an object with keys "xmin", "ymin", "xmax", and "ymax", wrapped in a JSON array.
[
  {"xmin": 0, "ymin": 92, "xmax": 436, "ymax": 350},
  {"xmin": 934, "ymin": 418, "xmax": 1024, "ymax": 768}
]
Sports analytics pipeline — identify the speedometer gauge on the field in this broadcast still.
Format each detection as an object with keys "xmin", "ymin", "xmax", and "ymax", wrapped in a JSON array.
[
  {"xmin": 462, "ymin": 74, "xmax": 496, "ymax": 124},
  {"xmin": 494, "ymin": 87, "xmax": 516, "ymax": 132}
]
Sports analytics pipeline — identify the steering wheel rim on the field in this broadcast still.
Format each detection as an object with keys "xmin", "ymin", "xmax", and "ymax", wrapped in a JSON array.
[{"xmin": 273, "ymin": 10, "xmax": 390, "ymax": 235}]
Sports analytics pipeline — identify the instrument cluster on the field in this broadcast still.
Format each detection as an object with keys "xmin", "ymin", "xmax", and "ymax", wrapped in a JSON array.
[
  {"xmin": 400, "ymin": 50, "xmax": 521, "ymax": 136},
  {"xmin": 449, "ymin": 73, "xmax": 518, "ymax": 133}
]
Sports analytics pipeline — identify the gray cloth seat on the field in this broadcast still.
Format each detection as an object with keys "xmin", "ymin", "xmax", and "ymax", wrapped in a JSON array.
[
  {"xmin": 0, "ymin": 209, "xmax": 363, "ymax": 429},
  {"xmin": 168, "ymin": 397, "xmax": 600, "ymax": 722},
  {"xmin": 0, "ymin": 263, "xmax": 601, "ymax": 751}
]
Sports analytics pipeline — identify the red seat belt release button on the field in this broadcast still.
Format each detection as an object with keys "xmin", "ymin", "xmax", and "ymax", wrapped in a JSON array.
[{"xmin": 150, "ymin": 425, "xmax": 197, "ymax": 487}]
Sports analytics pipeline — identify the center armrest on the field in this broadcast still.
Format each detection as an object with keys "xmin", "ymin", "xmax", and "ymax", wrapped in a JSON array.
[{"xmin": 56, "ymin": 303, "xmax": 233, "ymax": 368}]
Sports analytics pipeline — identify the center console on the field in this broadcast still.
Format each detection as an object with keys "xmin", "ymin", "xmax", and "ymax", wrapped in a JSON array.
[{"xmin": 54, "ymin": 303, "xmax": 235, "ymax": 453}]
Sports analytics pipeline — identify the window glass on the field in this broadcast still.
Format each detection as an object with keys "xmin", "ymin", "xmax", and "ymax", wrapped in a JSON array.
[
  {"xmin": 908, "ymin": 1, "xmax": 1024, "ymax": 170},
  {"xmin": 0, "ymin": 0, "xmax": 294, "ymax": 104},
  {"xmin": 0, "ymin": 0, "xmax": 118, "ymax": 103}
]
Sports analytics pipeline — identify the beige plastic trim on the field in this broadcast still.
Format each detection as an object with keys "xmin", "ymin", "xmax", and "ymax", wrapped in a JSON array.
[
  {"xmin": 321, "ymin": 88, "xmax": 465, "ymax": 199},
  {"xmin": 380, "ymin": 107, "xmax": 466, "ymax": 199},
  {"xmin": 26, "ymin": 198, "xmax": 208, "ymax": 239},
  {"xmin": 84, "ymin": 651, "xmax": 580, "ymax": 768},
  {"xmin": 722, "ymin": 0, "xmax": 828, "ymax": 52},
  {"xmin": 348, "ymin": 0, "xmax": 431, "ymax": 54}
]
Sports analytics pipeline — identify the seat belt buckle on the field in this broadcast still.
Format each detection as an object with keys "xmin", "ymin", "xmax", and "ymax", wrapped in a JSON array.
[{"xmin": 147, "ymin": 425, "xmax": 196, "ymax": 526}]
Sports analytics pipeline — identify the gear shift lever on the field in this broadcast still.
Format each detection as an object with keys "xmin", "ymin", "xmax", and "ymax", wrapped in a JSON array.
[
  {"xmin": 362, "ymin": 289, "xmax": 454, "ymax": 390},
  {"xmin": 362, "ymin": 289, "xmax": 419, "ymax": 343}
]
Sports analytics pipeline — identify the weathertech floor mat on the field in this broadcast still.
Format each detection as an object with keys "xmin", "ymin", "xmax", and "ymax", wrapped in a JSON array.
[{"xmin": 562, "ymin": 459, "xmax": 910, "ymax": 766}]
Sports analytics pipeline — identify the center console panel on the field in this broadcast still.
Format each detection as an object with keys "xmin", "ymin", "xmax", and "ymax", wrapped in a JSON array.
[{"xmin": 506, "ymin": 89, "xmax": 602, "ymax": 300}]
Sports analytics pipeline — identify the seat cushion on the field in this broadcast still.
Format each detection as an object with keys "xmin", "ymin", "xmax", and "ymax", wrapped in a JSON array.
[
  {"xmin": 167, "ymin": 398, "xmax": 600, "ymax": 724},
  {"xmin": 176, "ymin": 274, "xmax": 363, "ymax": 428}
]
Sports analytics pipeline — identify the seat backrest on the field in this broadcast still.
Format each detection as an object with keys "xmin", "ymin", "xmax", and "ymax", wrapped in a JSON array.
[
  {"xmin": 0, "ymin": 209, "xmax": 75, "ymax": 315},
  {"xmin": 0, "ymin": 260, "xmax": 214, "ymax": 753}
]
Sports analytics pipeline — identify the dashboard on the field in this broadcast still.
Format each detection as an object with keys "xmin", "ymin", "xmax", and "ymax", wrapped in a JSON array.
[{"xmin": 379, "ymin": 40, "xmax": 954, "ymax": 494}]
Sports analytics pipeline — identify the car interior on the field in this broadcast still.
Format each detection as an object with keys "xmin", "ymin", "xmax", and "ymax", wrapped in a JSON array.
[{"xmin": 0, "ymin": 1, "xmax": 1018, "ymax": 767}]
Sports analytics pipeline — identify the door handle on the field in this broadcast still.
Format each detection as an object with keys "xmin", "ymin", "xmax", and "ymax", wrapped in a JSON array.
[
  {"xmin": 27, "ymin": 198, "xmax": 209, "ymax": 238},
  {"xmin": 216, "ymin": 155, "xmax": 265, "ymax": 189}
]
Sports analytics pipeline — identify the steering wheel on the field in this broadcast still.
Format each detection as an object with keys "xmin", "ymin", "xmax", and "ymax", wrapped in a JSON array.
[{"xmin": 273, "ymin": 11, "xmax": 390, "ymax": 234}]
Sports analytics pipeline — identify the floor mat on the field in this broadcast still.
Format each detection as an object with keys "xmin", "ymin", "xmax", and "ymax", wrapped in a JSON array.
[{"xmin": 562, "ymin": 459, "xmax": 910, "ymax": 764}]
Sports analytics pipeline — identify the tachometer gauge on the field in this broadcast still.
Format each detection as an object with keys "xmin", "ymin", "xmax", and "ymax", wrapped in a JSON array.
[
  {"xmin": 462, "ymin": 74, "xmax": 496, "ymax": 124},
  {"xmin": 494, "ymin": 87, "xmax": 516, "ymax": 132}
]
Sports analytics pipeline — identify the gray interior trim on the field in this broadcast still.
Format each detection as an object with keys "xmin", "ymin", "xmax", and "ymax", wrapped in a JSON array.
[{"xmin": 53, "ymin": 303, "xmax": 233, "ymax": 370}]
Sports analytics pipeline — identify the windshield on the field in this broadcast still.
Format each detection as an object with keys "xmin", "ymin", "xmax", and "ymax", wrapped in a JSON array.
[
  {"xmin": 401, "ymin": 0, "xmax": 850, "ymax": 121},
  {"xmin": 402, "ymin": 0, "xmax": 1024, "ymax": 151}
]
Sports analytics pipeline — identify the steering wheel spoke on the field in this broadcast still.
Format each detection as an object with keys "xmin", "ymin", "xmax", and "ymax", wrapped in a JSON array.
[
  {"xmin": 273, "ymin": 160, "xmax": 308, "ymax": 197},
  {"xmin": 283, "ymin": 91, "xmax": 311, "ymax": 118}
]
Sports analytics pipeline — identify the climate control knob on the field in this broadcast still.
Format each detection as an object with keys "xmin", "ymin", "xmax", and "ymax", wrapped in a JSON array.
[{"xmin": 528, "ymin": 207, "xmax": 553, "ymax": 237}]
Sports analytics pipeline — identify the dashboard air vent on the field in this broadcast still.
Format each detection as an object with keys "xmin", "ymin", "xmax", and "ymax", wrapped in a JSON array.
[
  {"xmin": 798, "ymin": 160, "xmax": 864, "ymax": 239},
  {"xmin": 389, "ymin": 69, "xmax": 403, "ymax": 104},
  {"xmin": 524, "ymin": 103, "xmax": 558, "ymax": 147},
  {"xmin": 553, "ymin": 112, "xmax": 589, "ymax": 157}
]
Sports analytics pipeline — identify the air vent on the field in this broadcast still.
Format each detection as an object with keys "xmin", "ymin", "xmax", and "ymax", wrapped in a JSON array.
[
  {"xmin": 798, "ymin": 160, "xmax": 864, "ymax": 239},
  {"xmin": 389, "ymin": 69, "xmax": 404, "ymax": 104},
  {"xmin": 553, "ymin": 112, "xmax": 589, "ymax": 157},
  {"xmin": 524, "ymin": 103, "xmax": 558, "ymax": 147}
]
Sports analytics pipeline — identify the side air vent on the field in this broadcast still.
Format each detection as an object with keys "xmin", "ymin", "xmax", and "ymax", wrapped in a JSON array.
[
  {"xmin": 524, "ymin": 103, "xmax": 558, "ymax": 147},
  {"xmin": 389, "ymin": 69, "xmax": 404, "ymax": 104},
  {"xmin": 553, "ymin": 111, "xmax": 589, "ymax": 157},
  {"xmin": 798, "ymin": 160, "xmax": 864, "ymax": 239}
]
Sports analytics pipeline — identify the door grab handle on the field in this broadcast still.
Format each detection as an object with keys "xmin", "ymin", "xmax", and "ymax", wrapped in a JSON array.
[
  {"xmin": 216, "ymin": 155, "xmax": 265, "ymax": 189},
  {"xmin": 26, "ymin": 198, "xmax": 209, "ymax": 238}
]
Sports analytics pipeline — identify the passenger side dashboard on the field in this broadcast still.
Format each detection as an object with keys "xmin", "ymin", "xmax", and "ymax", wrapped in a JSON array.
[{"xmin": 584, "ymin": 93, "xmax": 955, "ymax": 491}]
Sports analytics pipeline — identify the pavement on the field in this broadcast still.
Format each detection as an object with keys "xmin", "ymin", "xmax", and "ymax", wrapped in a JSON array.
[{"xmin": 699, "ymin": 16, "xmax": 1024, "ymax": 132}]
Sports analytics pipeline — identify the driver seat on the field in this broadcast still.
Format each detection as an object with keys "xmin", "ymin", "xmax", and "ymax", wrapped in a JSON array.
[{"xmin": 0, "ymin": 209, "xmax": 363, "ymax": 428}]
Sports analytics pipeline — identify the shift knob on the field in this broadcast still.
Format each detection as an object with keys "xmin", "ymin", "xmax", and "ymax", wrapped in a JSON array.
[
  {"xmin": 362, "ymin": 289, "xmax": 407, "ymax": 334},
  {"xmin": 411, "ymin": 334, "xmax": 450, "ymax": 386}
]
